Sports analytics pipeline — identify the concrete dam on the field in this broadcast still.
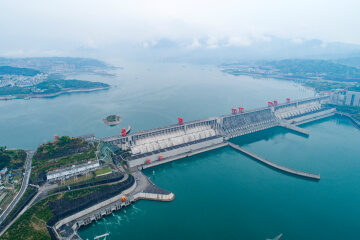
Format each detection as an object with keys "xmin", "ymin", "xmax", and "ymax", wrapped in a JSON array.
[
  {"xmin": 103, "ymin": 96, "xmax": 333, "ymax": 179},
  {"xmin": 52, "ymin": 96, "xmax": 334, "ymax": 239}
]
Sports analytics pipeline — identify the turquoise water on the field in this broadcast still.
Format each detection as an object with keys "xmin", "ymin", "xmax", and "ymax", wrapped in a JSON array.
[
  {"xmin": 1, "ymin": 62, "xmax": 358, "ymax": 239},
  {"xmin": 78, "ymin": 116, "xmax": 360, "ymax": 240}
]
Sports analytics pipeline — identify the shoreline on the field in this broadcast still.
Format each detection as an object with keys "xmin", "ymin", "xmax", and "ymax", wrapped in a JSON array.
[
  {"xmin": 222, "ymin": 70, "xmax": 360, "ymax": 83},
  {"xmin": 2, "ymin": 97, "xmax": 358, "ymax": 240},
  {"xmin": 0, "ymin": 86, "xmax": 111, "ymax": 100}
]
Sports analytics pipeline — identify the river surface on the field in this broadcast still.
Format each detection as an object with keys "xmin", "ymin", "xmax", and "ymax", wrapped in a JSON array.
[
  {"xmin": 0, "ymin": 61, "xmax": 312, "ymax": 149},
  {"xmin": 1, "ymin": 61, "xmax": 359, "ymax": 239}
]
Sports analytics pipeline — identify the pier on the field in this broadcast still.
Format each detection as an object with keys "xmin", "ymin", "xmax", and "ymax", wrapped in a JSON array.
[{"xmin": 228, "ymin": 142, "xmax": 320, "ymax": 180}]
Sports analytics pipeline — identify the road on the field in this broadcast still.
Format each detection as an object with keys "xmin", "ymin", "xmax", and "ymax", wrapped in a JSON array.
[{"xmin": 0, "ymin": 150, "xmax": 34, "ymax": 225}]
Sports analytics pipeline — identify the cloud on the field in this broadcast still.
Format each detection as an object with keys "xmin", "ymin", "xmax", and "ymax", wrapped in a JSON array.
[
  {"xmin": 0, "ymin": 0, "xmax": 359, "ymax": 57},
  {"xmin": 186, "ymin": 38, "xmax": 202, "ymax": 49},
  {"xmin": 292, "ymin": 38, "xmax": 304, "ymax": 44},
  {"xmin": 83, "ymin": 39, "xmax": 98, "ymax": 49},
  {"xmin": 206, "ymin": 37, "xmax": 219, "ymax": 49},
  {"xmin": 227, "ymin": 37, "xmax": 253, "ymax": 47},
  {"xmin": 1, "ymin": 49, "xmax": 66, "ymax": 58}
]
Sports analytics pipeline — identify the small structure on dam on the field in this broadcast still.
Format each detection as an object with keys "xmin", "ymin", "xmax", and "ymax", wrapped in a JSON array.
[{"xmin": 102, "ymin": 96, "xmax": 333, "ymax": 169}]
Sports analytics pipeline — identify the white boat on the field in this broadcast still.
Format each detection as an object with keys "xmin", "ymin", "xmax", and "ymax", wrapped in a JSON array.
[
  {"xmin": 266, "ymin": 233, "xmax": 282, "ymax": 240},
  {"xmin": 94, "ymin": 232, "xmax": 110, "ymax": 240}
]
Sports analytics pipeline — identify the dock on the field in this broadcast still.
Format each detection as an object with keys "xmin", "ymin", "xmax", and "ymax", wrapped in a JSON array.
[{"xmin": 227, "ymin": 142, "xmax": 320, "ymax": 180}]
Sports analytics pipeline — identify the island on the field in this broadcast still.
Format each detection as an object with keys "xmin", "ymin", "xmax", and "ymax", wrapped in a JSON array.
[{"xmin": 103, "ymin": 115, "xmax": 121, "ymax": 126}]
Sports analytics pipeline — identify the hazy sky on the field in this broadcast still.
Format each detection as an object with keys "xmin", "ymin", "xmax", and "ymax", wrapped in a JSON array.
[{"xmin": 0, "ymin": 0, "xmax": 359, "ymax": 57}]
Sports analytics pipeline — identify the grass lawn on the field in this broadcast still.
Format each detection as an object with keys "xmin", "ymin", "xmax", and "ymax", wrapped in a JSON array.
[
  {"xmin": 13, "ymin": 175, "xmax": 22, "ymax": 181},
  {"xmin": 94, "ymin": 166, "xmax": 111, "ymax": 176},
  {"xmin": 63, "ymin": 173, "xmax": 93, "ymax": 185}
]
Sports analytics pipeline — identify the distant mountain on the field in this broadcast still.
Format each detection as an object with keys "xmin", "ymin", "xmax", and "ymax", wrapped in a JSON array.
[
  {"xmin": 102, "ymin": 36, "xmax": 360, "ymax": 64},
  {"xmin": 333, "ymin": 57, "xmax": 360, "ymax": 69},
  {"xmin": 266, "ymin": 59, "xmax": 360, "ymax": 81},
  {"xmin": 221, "ymin": 59, "xmax": 360, "ymax": 82}
]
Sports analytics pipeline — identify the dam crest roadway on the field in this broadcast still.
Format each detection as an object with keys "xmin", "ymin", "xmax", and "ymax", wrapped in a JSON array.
[{"xmin": 103, "ymin": 96, "xmax": 333, "ymax": 180}]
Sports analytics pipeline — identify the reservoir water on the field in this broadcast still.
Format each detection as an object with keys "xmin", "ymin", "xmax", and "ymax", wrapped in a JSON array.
[
  {"xmin": 0, "ymin": 61, "xmax": 313, "ymax": 149},
  {"xmin": 77, "ymin": 116, "xmax": 360, "ymax": 240},
  {"xmin": 1, "ymin": 62, "xmax": 358, "ymax": 239}
]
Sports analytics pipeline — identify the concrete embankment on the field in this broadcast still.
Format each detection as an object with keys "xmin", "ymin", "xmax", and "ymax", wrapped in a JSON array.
[
  {"xmin": 228, "ymin": 142, "xmax": 320, "ymax": 180},
  {"xmin": 336, "ymin": 112, "xmax": 360, "ymax": 129},
  {"xmin": 53, "ymin": 171, "xmax": 174, "ymax": 240}
]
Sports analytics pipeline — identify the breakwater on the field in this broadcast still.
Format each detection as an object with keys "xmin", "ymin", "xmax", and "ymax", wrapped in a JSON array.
[
  {"xmin": 336, "ymin": 112, "xmax": 360, "ymax": 129},
  {"xmin": 228, "ymin": 142, "xmax": 321, "ymax": 180},
  {"xmin": 279, "ymin": 122, "xmax": 310, "ymax": 135}
]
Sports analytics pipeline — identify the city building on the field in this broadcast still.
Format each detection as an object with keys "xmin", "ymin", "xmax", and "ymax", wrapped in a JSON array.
[{"xmin": 331, "ymin": 90, "xmax": 360, "ymax": 107}]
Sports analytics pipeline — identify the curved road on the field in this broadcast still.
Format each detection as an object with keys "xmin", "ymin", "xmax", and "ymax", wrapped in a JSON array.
[{"xmin": 0, "ymin": 150, "xmax": 34, "ymax": 226}]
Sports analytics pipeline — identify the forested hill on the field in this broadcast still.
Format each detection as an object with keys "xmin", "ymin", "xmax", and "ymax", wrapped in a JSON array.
[
  {"xmin": 0, "ymin": 66, "xmax": 41, "ymax": 76},
  {"xmin": 0, "ymin": 79, "xmax": 109, "ymax": 96},
  {"xmin": 0, "ymin": 57, "xmax": 113, "ymax": 74},
  {"xmin": 265, "ymin": 59, "xmax": 360, "ymax": 82}
]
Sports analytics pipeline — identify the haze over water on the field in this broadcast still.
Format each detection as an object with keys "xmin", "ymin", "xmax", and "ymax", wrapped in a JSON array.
[
  {"xmin": 0, "ymin": 61, "xmax": 313, "ymax": 149},
  {"xmin": 1, "ymin": 62, "xmax": 358, "ymax": 239}
]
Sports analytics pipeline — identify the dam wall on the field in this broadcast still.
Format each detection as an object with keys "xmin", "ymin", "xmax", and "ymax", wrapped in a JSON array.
[
  {"xmin": 274, "ymin": 96, "xmax": 329, "ymax": 120},
  {"xmin": 287, "ymin": 108, "xmax": 336, "ymax": 125},
  {"xmin": 141, "ymin": 141, "xmax": 228, "ymax": 169},
  {"xmin": 101, "ymin": 96, "xmax": 331, "ymax": 168},
  {"xmin": 222, "ymin": 108, "xmax": 279, "ymax": 138},
  {"xmin": 128, "ymin": 136, "xmax": 224, "ymax": 167}
]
